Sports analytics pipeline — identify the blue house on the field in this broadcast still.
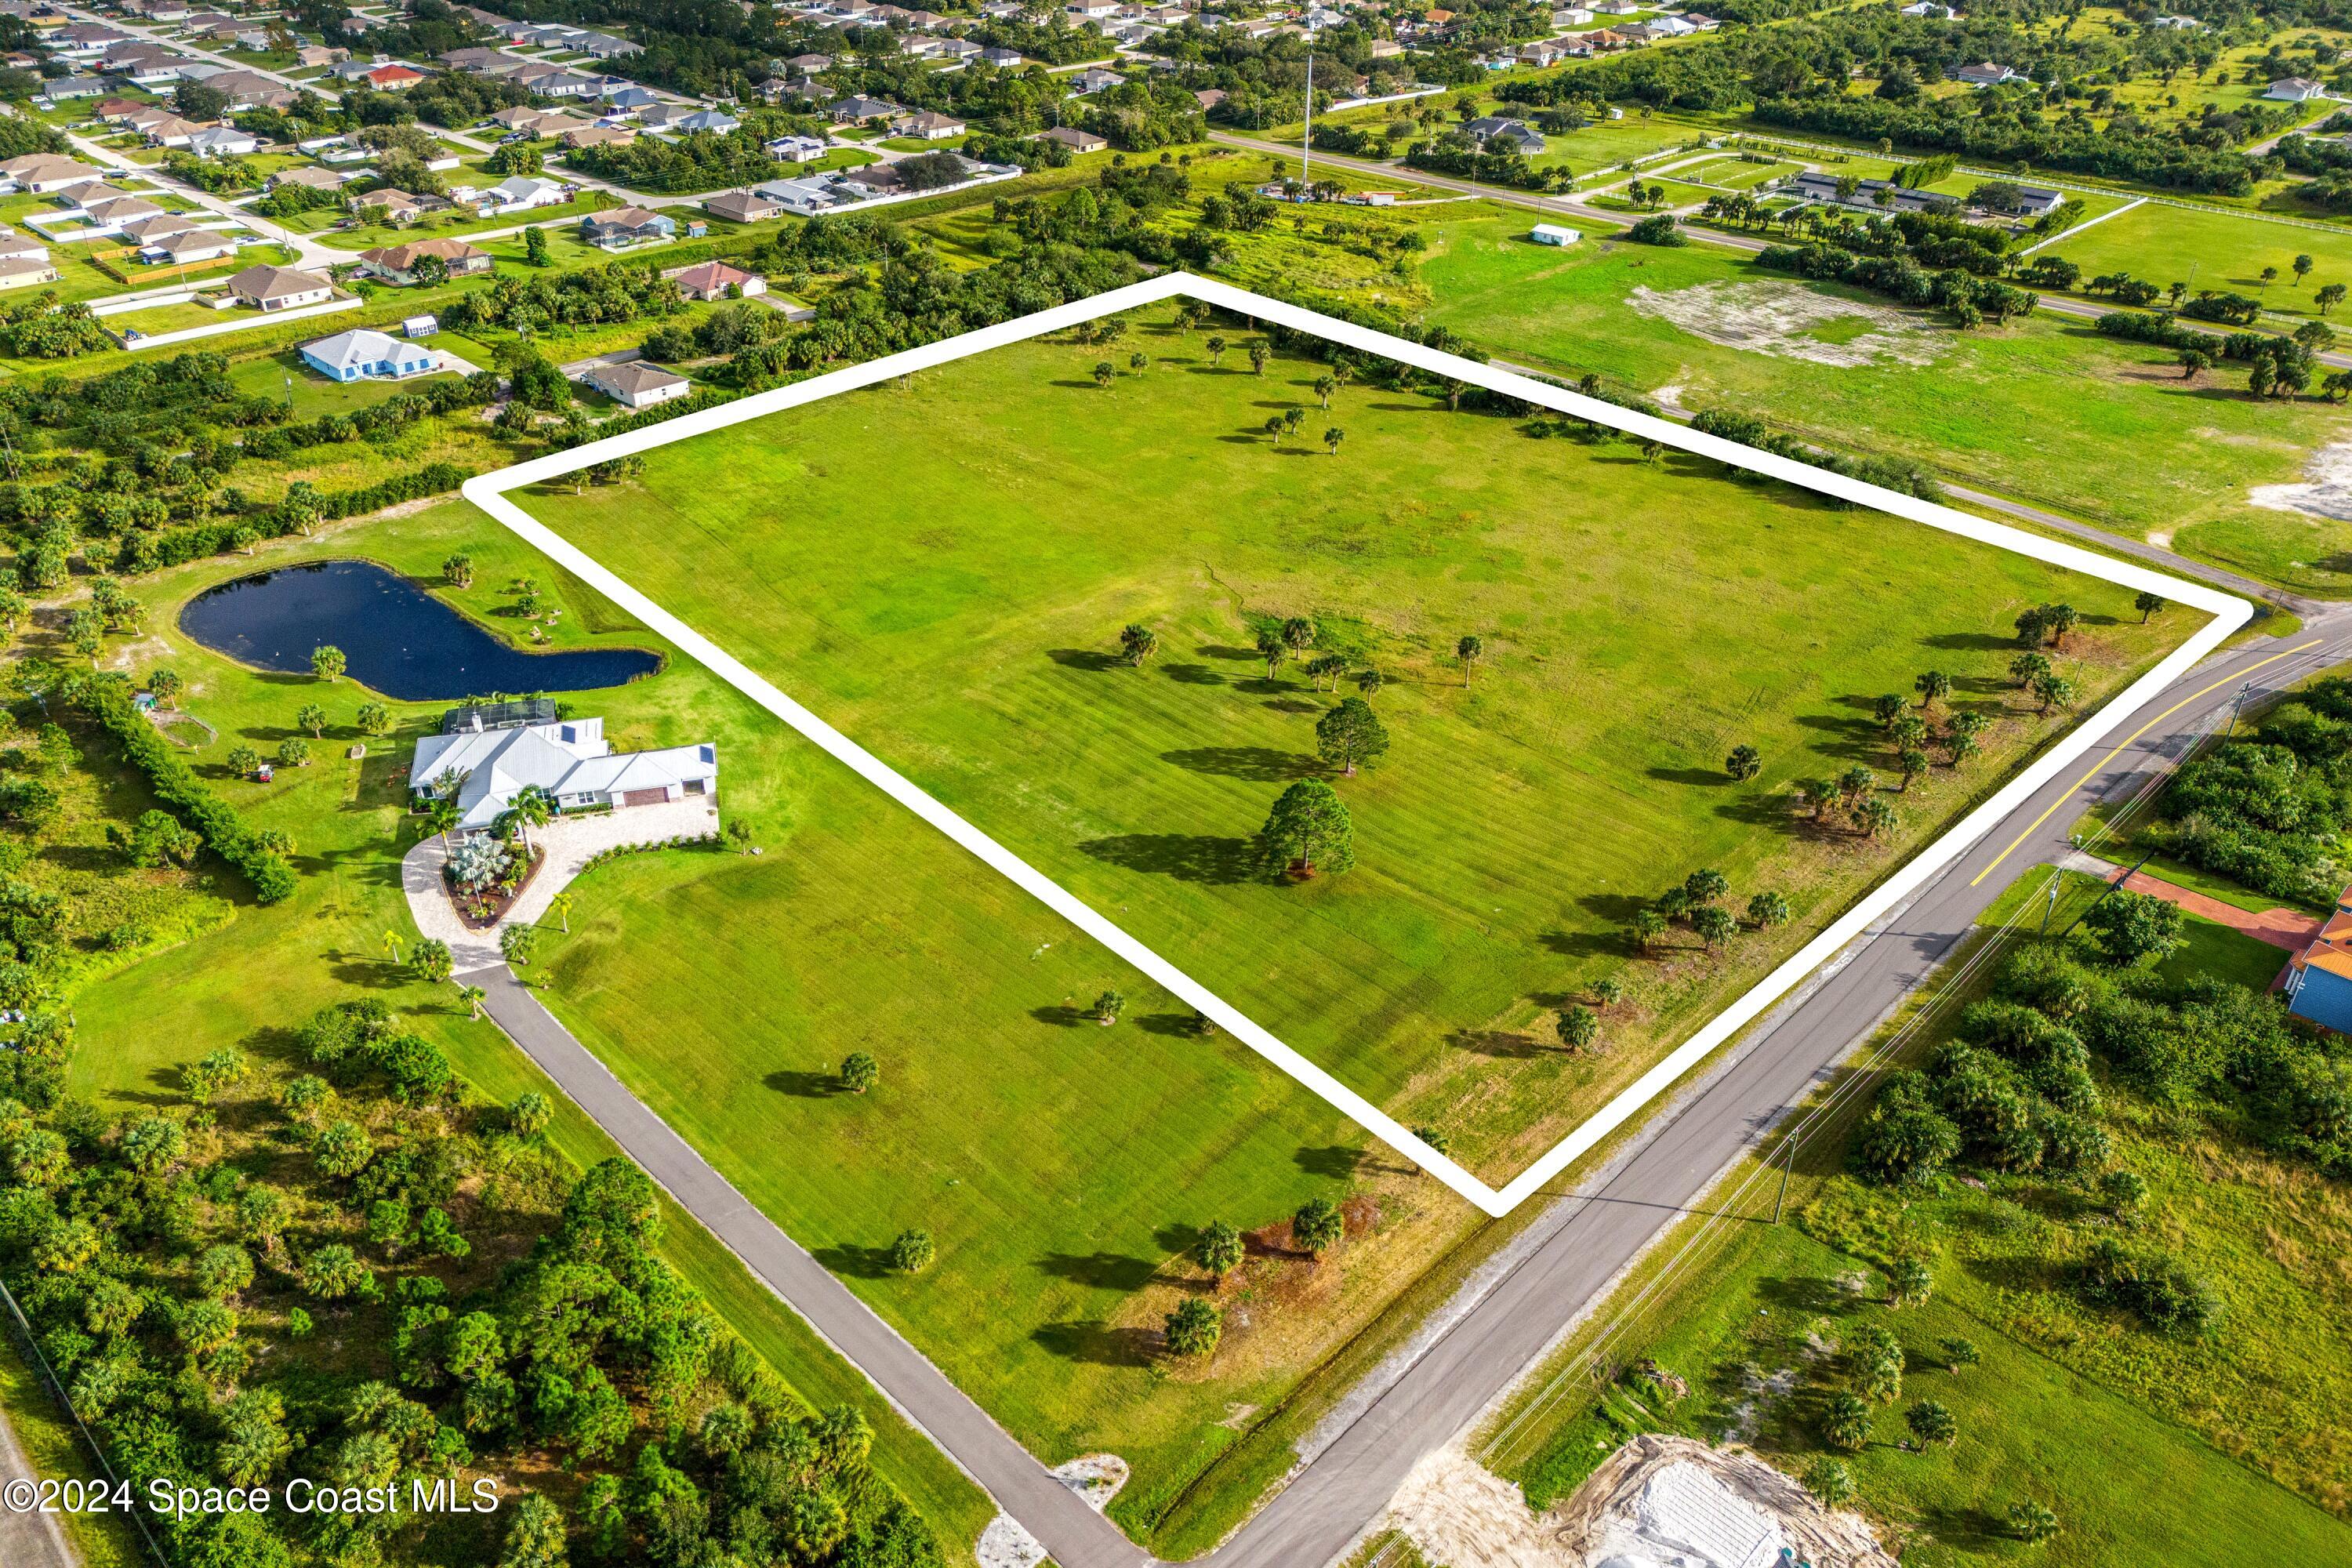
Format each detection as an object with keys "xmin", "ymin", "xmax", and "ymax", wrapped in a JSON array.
[
  {"xmin": 299, "ymin": 328, "xmax": 437, "ymax": 383},
  {"xmin": 2283, "ymin": 893, "xmax": 2352, "ymax": 1033}
]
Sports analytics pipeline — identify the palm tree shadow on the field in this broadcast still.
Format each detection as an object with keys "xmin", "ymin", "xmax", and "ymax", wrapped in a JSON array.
[{"xmin": 1162, "ymin": 746, "xmax": 1319, "ymax": 782}]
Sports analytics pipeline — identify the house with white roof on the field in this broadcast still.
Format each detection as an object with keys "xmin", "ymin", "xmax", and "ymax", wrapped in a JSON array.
[
  {"xmin": 299, "ymin": 327, "xmax": 439, "ymax": 382},
  {"xmin": 412, "ymin": 710, "xmax": 717, "ymax": 831}
]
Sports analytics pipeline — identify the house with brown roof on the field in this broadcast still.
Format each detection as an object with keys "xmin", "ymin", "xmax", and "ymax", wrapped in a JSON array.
[
  {"xmin": 365, "ymin": 63, "xmax": 425, "ymax": 89},
  {"xmin": 144, "ymin": 227, "xmax": 238, "ymax": 265},
  {"xmin": 671, "ymin": 259, "xmax": 764, "ymax": 300},
  {"xmin": 703, "ymin": 187, "xmax": 781, "ymax": 223},
  {"xmin": 350, "ymin": 187, "xmax": 426, "ymax": 224},
  {"xmin": 890, "ymin": 108, "xmax": 965, "ymax": 139},
  {"xmin": 1036, "ymin": 125, "xmax": 1106, "ymax": 153},
  {"xmin": 358, "ymin": 237, "xmax": 492, "ymax": 285},
  {"xmin": 0, "ymin": 253, "xmax": 59, "ymax": 289},
  {"xmin": 0, "ymin": 154, "xmax": 103, "ymax": 193},
  {"xmin": 227, "ymin": 262, "xmax": 334, "ymax": 310},
  {"xmin": 268, "ymin": 165, "xmax": 347, "ymax": 192}
]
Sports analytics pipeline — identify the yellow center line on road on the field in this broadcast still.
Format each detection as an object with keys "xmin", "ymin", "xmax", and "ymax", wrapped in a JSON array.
[{"xmin": 1969, "ymin": 637, "xmax": 2327, "ymax": 889}]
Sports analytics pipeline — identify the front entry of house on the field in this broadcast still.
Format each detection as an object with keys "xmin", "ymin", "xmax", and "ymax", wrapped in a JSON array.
[{"xmin": 621, "ymin": 787, "xmax": 669, "ymax": 808}]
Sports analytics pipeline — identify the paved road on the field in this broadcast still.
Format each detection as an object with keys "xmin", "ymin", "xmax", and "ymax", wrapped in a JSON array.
[
  {"xmin": 0, "ymin": 1396, "xmax": 74, "ymax": 1568},
  {"xmin": 460, "ymin": 964, "xmax": 1154, "ymax": 1568}
]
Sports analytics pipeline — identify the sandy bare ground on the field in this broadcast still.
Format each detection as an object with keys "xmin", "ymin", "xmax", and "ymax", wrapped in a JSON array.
[
  {"xmin": 2248, "ymin": 438, "xmax": 2352, "ymax": 521},
  {"xmin": 1627, "ymin": 281, "xmax": 1942, "ymax": 368},
  {"xmin": 1381, "ymin": 1436, "xmax": 1894, "ymax": 1568}
]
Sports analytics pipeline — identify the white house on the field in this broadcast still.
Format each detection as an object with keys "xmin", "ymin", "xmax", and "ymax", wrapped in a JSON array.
[
  {"xmin": 2267, "ymin": 77, "xmax": 2327, "ymax": 102},
  {"xmin": 412, "ymin": 710, "xmax": 717, "ymax": 830},
  {"xmin": 1531, "ymin": 223, "xmax": 1581, "ymax": 245},
  {"xmin": 586, "ymin": 359, "xmax": 691, "ymax": 408},
  {"xmin": 765, "ymin": 134, "xmax": 829, "ymax": 162},
  {"xmin": 299, "ymin": 327, "xmax": 438, "ymax": 381}
]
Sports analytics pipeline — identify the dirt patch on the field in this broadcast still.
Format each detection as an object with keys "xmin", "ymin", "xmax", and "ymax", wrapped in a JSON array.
[
  {"xmin": 1555, "ymin": 1435, "xmax": 1895, "ymax": 1568},
  {"xmin": 2248, "ymin": 439, "xmax": 2352, "ymax": 521},
  {"xmin": 1380, "ymin": 1438, "xmax": 1894, "ymax": 1568},
  {"xmin": 1626, "ymin": 281, "xmax": 1944, "ymax": 368},
  {"xmin": 1052, "ymin": 1453, "xmax": 1129, "ymax": 1512}
]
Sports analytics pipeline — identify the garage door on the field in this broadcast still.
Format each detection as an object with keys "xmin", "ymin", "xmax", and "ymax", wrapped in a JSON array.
[{"xmin": 622, "ymin": 787, "xmax": 669, "ymax": 808}]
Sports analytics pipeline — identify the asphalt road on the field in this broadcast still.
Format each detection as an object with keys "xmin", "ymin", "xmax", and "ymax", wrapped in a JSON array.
[{"xmin": 0, "ymin": 1396, "xmax": 74, "ymax": 1568}]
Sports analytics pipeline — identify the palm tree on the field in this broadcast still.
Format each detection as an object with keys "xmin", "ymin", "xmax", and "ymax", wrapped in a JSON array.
[
  {"xmin": 1457, "ymin": 633, "xmax": 1483, "ymax": 684},
  {"xmin": 549, "ymin": 891, "xmax": 575, "ymax": 933},
  {"xmin": 428, "ymin": 796, "xmax": 461, "ymax": 848},
  {"xmin": 380, "ymin": 930, "xmax": 404, "ymax": 966},
  {"xmin": 1313, "ymin": 373, "xmax": 1336, "ymax": 408},
  {"xmin": 456, "ymin": 983, "xmax": 486, "ymax": 1020},
  {"xmin": 510, "ymin": 783, "xmax": 556, "ymax": 855}
]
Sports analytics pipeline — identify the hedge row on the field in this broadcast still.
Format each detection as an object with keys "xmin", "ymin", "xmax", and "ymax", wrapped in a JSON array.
[
  {"xmin": 79, "ymin": 681, "xmax": 297, "ymax": 904},
  {"xmin": 115, "ymin": 462, "xmax": 477, "ymax": 575}
]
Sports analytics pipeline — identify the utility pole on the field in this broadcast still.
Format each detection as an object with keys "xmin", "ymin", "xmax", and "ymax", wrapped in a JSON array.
[
  {"xmin": 2225, "ymin": 679, "xmax": 2252, "ymax": 736},
  {"xmin": 1301, "ymin": 49, "xmax": 1312, "ymax": 194},
  {"xmin": 1771, "ymin": 1131, "xmax": 1795, "ymax": 1224}
]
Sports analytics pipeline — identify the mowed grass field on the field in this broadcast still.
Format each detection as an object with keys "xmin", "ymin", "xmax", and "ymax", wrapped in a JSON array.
[
  {"xmin": 1410, "ymin": 216, "xmax": 2352, "ymax": 594},
  {"xmin": 58, "ymin": 502, "xmax": 1493, "ymax": 1550},
  {"xmin": 523, "ymin": 301, "xmax": 2184, "ymax": 1185},
  {"xmin": 2049, "ymin": 199, "xmax": 2352, "ymax": 323}
]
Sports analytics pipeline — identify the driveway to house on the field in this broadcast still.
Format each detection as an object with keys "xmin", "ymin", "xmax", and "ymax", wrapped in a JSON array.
[
  {"xmin": 2061, "ymin": 847, "xmax": 2325, "ymax": 950},
  {"xmin": 400, "ymin": 793, "xmax": 719, "ymax": 970}
]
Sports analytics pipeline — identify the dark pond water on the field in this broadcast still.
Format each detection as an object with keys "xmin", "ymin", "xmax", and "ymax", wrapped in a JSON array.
[{"xmin": 177, "ymin": 560, "xmax": 659, "ymax": 702}]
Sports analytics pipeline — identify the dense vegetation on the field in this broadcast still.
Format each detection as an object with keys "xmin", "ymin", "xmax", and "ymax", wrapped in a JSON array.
[
  {"xmin": 0, "ymin": 984, "xmax": 940, "ymax": 1568},
  {"xmin": 2143, "ymin": 676, "xmax": 2352, "ymax": 904},
  {"xmin": 1494, "ymin": 8, "xmax": 2302, "ymax": 192}
]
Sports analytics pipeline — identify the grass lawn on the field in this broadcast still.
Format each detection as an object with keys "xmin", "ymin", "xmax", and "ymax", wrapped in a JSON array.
[
  {"xmin": 520, "ymin": 299, "xmax": 2186, "ymax": 1186},
  {"xmin": 53, "ymin": 499, "xmax": 1495, "ymax": 1555},
  {"xmin": 1408, "ymin": 214, "xmax": 2352, "ymax": 595},
  {"xmin": 49, "ymin": 504, "xmax": 1003, "ymax": 1564},
  {"xmin": 2044, "ymin": 199, "xmax": 2352, "ymax": 322},
  {"xmin": 1483, "ymin": 874, "xmax": 2352, "ymax": 1562}
]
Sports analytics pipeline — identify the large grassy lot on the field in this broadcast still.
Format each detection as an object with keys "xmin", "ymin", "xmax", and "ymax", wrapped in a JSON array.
[
  {"xmin": 1409, "ymin": 214, "xmax": 2352, "ymax": 594},
  {"xmin": 2047, "ymin": 199, "xmax": 2352, "ymax": 323},
  {"xmin": 1480, "ymin": 869, "xmax": 2352, "ymax": 1564},
  {"xmin": 53, "ymin": 500, "xmax": 1501, "ymax": 1554},
  {"xmin": 522, "ymin": 299, "xmax": 2185, "ymax": 1185}
]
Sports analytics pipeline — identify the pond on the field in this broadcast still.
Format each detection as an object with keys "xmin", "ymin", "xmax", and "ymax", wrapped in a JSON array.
[{"xmin": 177, "ymin": 560, "xmax": 660, "ymax": 702}]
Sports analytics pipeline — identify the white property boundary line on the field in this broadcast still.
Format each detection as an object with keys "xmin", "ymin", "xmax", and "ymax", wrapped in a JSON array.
[{"xmin": 464, "ymin": 272, "xmax": 2247, "ymax": 1219}]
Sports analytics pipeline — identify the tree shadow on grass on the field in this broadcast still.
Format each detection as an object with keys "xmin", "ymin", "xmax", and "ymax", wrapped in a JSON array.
[
  {"xmin": 1047, "ymin": 648, "xmax": 1123, "ymax": 673},
  {"xmin": 1917, "ymin": 1504, "xmax": 2015, "ymax": 1552},
  {"xmin": 325, "ymin": 956, "xmax": 412, "ymax": 990},
  {"xmin": 1196, "ymin": 644, "xmax": 1261, "ymax": 662},
  {"xmin": 1162, "ymin": 662, "xmax": 1224, "ymax": 685},
  {"xmin": 1263, "ymin": 697, "xmax": 1319, "ymax": 714},
  {"xmin": 1920, "ymin": 630, "xmax": 2018, "ymax": 652},
  {"xmin": 1134, "ymin": 1011, "xmax": 1201, "ymax": 1036},
  {"xmin": 764, "ymin": 1069, "xmax": 840, "ymax": 1098},
  {"xmin": 1755, "ymin": 1273, "xmax": 1848, "ymax": 1315},
  {"xmin": 1036, "ymin": 1251, "xmax": 1158, "ymax": 1291},
  {"xmin": 1450, "ymin": 1027, "xmax": 1548, "ymax": 1058},
  {"xmin": 1792, "ymin": 711, "xmax": 1883, "ymax": 762},
  {"xmin": 1078, "ymin": 833, "xmax": 1262, "ymax": 884},
  {"xmin": 813, "ymin": 1243, "xmax": 898, "ymax": 1279},
  {"xmin": 1029, "ymin": 1004, "xmax": 1091, "ymax": 1028},
  {"xmin": 1032, "ymin": 1320, "xmax": 1158, "ymax": 1367},
  {"xmin": 1163, "ymin": 745, "xmax": 1319, "ymax": 782},
  {"xmin": 1649, "ymin": 765, "xmax": 1732, "ymax": 787},
  {"xmin": 1296, "ymin": 1145, "xmax": 1367, "ymax": 1180}
]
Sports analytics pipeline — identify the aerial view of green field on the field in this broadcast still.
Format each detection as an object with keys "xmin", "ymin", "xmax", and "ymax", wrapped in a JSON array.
[
  {"xmin": 521, "ymin": 299, "xmax": 2189, "ymax": 1185},
  {"xmin": 1410, "ymin": 216, "xmax": 2352, "ymax": 593}
]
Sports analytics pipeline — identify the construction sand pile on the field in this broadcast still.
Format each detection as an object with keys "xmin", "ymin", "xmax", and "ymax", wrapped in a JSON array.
[
  {"xmin": 2248, "ymin": 440, "xmax": 2352, "ymax": 521},
  {"xmin": 1382, "ymin": 1436, "xmax": 1893, "ymax": 1568},
  {"xmin": 1554, "ymin": 1435, "xmax": 1896, "ymax": 1568},
  {"xmin": 1626, "ymin": 281, "xmax": 1942, "ymax": 368}
]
